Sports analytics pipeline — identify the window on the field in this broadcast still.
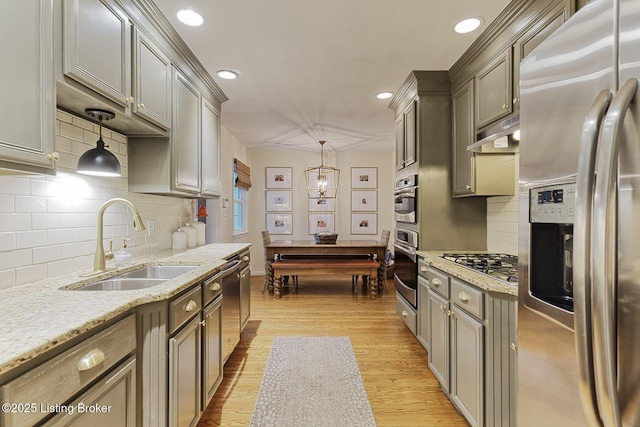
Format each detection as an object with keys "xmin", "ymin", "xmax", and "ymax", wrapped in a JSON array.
[{"xmin": 233, "ymin": 171, "xmax": 248, "ymax": 234}]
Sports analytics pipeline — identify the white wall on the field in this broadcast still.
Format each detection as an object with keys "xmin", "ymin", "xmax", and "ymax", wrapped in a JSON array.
[
  {"xmin": 0, "ymin": 110, "xmax": 196, "ymax": 290},
  {"xmin": 247, "ymin": 147, "xmax": 395, "ymax": 273}
]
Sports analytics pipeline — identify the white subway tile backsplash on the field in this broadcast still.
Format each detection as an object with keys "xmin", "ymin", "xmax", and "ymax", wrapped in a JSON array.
[
  {"xmin": 0, "ymin": 249, "xmax": 32, "ymax": 269},
  {"xmin": 0, "ymin": 214, "xmax": 32, "ymax": 232},
  {"xmin": 31, "ymin": 213, "xmax": 61, "ymax": 230},
  {"xmin": 0, "ymin": 270, "xmax": 16, "ymax": 290},
  {"xmin": 59, "ymin": 121, "xmax": 84, "ymax": 142},
  {"xmin": 33, "ymin": 246, "xmax": 61, "ymax": 264},
  {"xmin": 0, "ymin": 177, "xmax": 30, "ymax": 196},
  {"xmin": 59, "ymin": 242, "xmax": 85, "ymax": 259},
  {"xmin": 47, "ymin": 259, "xmax": 74, "ymax": 278},
  {"xmin": 31, "ymin": 179, "xmax": 60, "ymax": 197},
  {"xmin": 0, "ymin": 233, "xmax": 16, "ymax": 252},
  {"xmin": 15, "ymin": 196, "xmax": 47, "ymax": 213},
  {"xmin": 16, "ymin": 231, "xmax": 48, "ymax": 249},
  {"xmin": 0, "ymin": 195, "xmax": 15, "ymax": 212},
  {"xmin": 48, "ymin": 229, "xmax": 76, "ymax": 245},
  {"xmin": 16, "ymin": 264, "xmax": 47, "ymax": 286}
]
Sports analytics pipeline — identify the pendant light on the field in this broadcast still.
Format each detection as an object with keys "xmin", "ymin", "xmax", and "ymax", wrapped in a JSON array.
[
  {"xmin": 305, "ymin": 140, "xmax": 340, "ymax": 199},
  {"xmin": 77, "ymin": 108, "xmax": 121, "ymax": 177}
]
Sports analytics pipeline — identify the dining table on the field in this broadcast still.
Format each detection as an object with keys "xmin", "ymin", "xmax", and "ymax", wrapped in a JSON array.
[{"xmin": 265, "ymin": 239, "xmax": 387, "ymax": 297}]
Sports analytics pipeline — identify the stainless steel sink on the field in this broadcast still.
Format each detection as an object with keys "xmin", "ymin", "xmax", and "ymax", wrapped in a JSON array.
[
  {"xmin": 116, "ymin": 265, "xmax": 199, "ymax": 279},
  {"xmin": 73, "ymin": 278, "xmax": 167, "ymax": 291},
  {"xmin": 68, "ymin": 265, "xmax": 199, "ymax": 291}
]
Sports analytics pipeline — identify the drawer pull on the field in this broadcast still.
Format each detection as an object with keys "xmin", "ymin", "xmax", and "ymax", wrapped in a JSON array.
[
  {"xmin": 78, "ymin": 349, "xmax": 106, "ymax": 372},
  {"xmin": 457, "ymin": 291, "xmax": 470, "ymax": 302},
  {"xmin": 209, "ymin": 282, "xmax": 221, "ymax": 292},
  {"xmin": 420, "ymin": 266, "xmax": 427, "ymax": 273},
  {"xmin": 511, "ymin": 343, "xmax": 518, "ymax": 351},
  {"xmin": 432, "ymin": 278, "xmax": 441, "ymax": 287},
  {"xmin": 185, "ymin": 300, "xmax": 198, "ymax": 312},
  {"xmin": 242, "ymin": 256, "xmax": 250, "ymax": 262},
  {"xmin": 401, "ymin": 310, "xmax": 408, "ymax": 317}
]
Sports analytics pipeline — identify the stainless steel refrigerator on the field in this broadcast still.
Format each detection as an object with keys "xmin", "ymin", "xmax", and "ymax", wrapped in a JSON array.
[{"xmin": 518, "ymin": 0, "xmax": 640, "ymax": 425}]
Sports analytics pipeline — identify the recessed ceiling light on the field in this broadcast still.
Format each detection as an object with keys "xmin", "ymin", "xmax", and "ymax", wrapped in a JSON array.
[
  {"xmin": 376, "ymin": 92, "xmax": 393, "ymax": 100},
  {"xmin": 454, "ymin": 17, "xmax": 483, "ymax": 34},
  {"xmin": 177, "ymin": 9, "xmax": 203, "ymax": 26},
  {"xmin": 217, "ymin": 70, "xmax": 238, "ymax": 80}
]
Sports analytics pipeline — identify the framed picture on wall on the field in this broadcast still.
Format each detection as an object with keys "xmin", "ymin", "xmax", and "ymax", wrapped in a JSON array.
[
  {"xmin": 266, "ymin": 213, "xmax": 292, "ymax": 234},
  {"xmin": 308, "ymin": 213, "xmax": 335, "ymax": 234},
  {"xmin": 265, "ymin": 167, "xmax": 293, "ymax": 189},
  {"xmin": 351, "ymin": 190, "xmax": 377, "ymax": 212},
  {"xmin": 308, "ymin": 197, "xmax": 335, "ymax": 212},
  {"xmin": 266, "ymin": 190, "xmax": 292, "ymax": 212},
  {"xmin": 351, "ymin": 167, "xmax": 377, "ymax": 189},
  {"xmin": 351, "ymin": 213, "xmax": 377, "ymax": 235}
]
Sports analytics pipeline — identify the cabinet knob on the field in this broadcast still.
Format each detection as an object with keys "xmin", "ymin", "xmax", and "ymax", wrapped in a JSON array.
[
  {"xmin": 129, "ymin": 96, "xmax": 135, "ymax": 104},
  {"xmin": 466, "ymin": 184, "xmax": 472, "ymax": 190},
  {"xmin": 200, "ymin": 320, "xmax": 206, "ymax": 327},
  {"xmin": 513, "ymin": 97, "xmax": 520, "ymax": 105},
  {"xmin": 420, "ymin": 266, "xmax": 427, "ymax": 273},
  {"xmin": 447, "ymin": 309, "xmax": 452, "ymax": 317},
  {"xmin": 510, "ymin": 343, "xmax": 518, "ymax": 351},
  {"xmin": 457, "ymin": 291, "xmax": 470, "ymax": 302},
  {"xmin": 78, "ymin": 349, "xmax": 106, "ymax": 371},
  {"xmin": 432, "ymin": 278, "xmax": 441, "ymax": 287},
  {"xmin": 401, "ymin": 310, "xmax": 408, "ymax": 317},
  {"xmin": 502, "ymin": 103, "xmax": 508, "ymax": 109},
  {"xmin": 242, "ymin": 256, "xmax": 250, "ymax": 262},
  {"xmin": 137, "ymin": 103, "xmax": 145, "ymax": 109},
  {"xmin": 47, "ymin": 152, "xmax": 60, "ymax": 162},
  {"xmin": 185, "ymin": 300, "xmax": 198, "ymax": 312},
  {"xmin": 210, "ymin": 282, "xmax": 221, "ymax": 292}
]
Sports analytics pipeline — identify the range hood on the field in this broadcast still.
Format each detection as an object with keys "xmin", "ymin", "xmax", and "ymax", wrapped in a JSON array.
[{"xmin": 468, "ymin": 114, "xmax": 519, "ymax": 153}]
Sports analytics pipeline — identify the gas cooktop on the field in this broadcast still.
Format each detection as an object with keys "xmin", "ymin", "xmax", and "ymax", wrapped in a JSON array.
[{"xmin": 441, "ymin": 253, "xmax": 518, "ymax": 284}]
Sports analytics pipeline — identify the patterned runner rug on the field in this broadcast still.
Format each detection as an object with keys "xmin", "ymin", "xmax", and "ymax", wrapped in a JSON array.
[{"xmin": 249, "ymin": 336, "xmax": 377, "ymax": 427}]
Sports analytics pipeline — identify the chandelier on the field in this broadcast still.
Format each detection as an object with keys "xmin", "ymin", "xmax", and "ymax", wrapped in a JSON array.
[{"xmin": 305, "ymin": 140, "xmax": 340, "ymax": 199}]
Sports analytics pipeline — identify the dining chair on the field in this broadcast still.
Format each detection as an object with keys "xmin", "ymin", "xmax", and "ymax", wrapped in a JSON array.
[{"xmin": 353, "ymin": 229, "xmax": 391, "ymax": 292}]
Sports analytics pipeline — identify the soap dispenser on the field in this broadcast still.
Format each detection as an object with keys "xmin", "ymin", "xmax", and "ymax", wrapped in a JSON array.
[{"xmin": 115, "ymin": 238, "xmax": 132, "ymax": 267}]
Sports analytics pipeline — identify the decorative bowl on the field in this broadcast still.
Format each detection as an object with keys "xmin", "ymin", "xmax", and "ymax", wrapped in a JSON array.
[{"xmin": 314, "ymin": 232, "xmax": 338, "ymax": 244}]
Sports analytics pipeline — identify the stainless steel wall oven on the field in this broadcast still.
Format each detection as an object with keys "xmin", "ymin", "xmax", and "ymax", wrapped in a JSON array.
[
  {"xmin": 394, "ymin": 227, "xmax": 418, "ymax": 307},
  {"xmin": 394, "ymin": 175, "xmax": 417, "ymax": 224}
]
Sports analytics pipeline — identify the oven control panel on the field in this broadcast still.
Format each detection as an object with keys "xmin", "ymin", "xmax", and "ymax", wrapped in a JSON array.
[{"xmin": 530, "ymin": 183, "xmax": 576, "ymax": 224}]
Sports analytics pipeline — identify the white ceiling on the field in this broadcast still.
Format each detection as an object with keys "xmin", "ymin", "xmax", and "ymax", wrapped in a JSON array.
[{"xmin": 152, "ymin": 0, "xmax": 511, "ymax": 153}]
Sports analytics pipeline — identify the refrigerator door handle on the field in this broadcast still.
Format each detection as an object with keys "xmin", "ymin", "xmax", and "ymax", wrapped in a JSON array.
[
  {"xmin": 592, "ymin": 77, "xmax": 638, "ymax": 427},
  {"xmin": 575, "ymin": 89, "xmax": 612, "ymax": 427}
]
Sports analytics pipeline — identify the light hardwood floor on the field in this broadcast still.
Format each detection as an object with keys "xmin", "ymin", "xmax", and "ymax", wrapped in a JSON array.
[{"xmin": 197, "ymin": 275, "xmax": 468, "ymax": 427}]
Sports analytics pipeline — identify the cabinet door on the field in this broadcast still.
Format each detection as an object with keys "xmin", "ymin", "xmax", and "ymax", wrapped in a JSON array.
[
  {"xmin": 428, "ymin": 289, "xmax": 449, "ymax": 392},
  {"xmin": 43, "ymin": 357, "xmax": 136, "ymax": 427},
  {"xmin": 173, "ymin": 68, "xmax": 201, "ymax": 194},
  {"xmin": 201, "ymin": 97, "xmax": 221, "ymax": 197},
  {"xmin": 169, "ymin": 316, "xmax": 202, "ymax": 427},
  {"xmin": 0, "ymin": 0, "xmax": 55, "ymax": 171},
  {"xmin": 395, "ymin": 115, "xmax": 405, "ymax": 170},
  {"xmin": 133, "ymin": 28, "xmax": 171, "ymax": 129},
  {"xmin": 450, "ymin": 306, "xmax": 484, "ymax": 427},
  {"xmin": 63, "ymin": 0, "xmax": 131, "ymax": 108},
  {"xmin": 240, "ymin": 266, "xmax": 251, "ymax": 330},
  {"xmin": 475, "ymin": 49, "xmax": 512, "ymax": 128},
  {"xmin": 513, "ymin": 1, "xmax": 568, "ymax": 107},
  {"xmin": 417, "ymin": 275, "xmax": 430, "ymax": 352},
  {"xmin": 404, "ymin": 100, "xmax": 417, "ymax": 168},
  {"xmin": 452, "ymin": 81, "xmax": 475, "ymax": 196},
  {"xmin": 202, "ymin": 298, "xmax": 223, "ymax": 408}
]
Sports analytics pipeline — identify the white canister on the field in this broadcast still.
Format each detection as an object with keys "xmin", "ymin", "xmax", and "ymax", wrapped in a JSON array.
[
  {"xmin": 172, "ymin": 228, "xmax": 187, "ymax": 250},
  {"xmin": 190, "ymin": 222, "xmax": 206, "ymax": 246},
  {"xmin": 184, "ymin": 224, "xmax": 197, "ymax": 248}
]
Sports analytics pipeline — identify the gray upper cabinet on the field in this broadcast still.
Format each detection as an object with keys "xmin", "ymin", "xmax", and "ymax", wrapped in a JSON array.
[
  {"xmin": 452, "ymin": 80, "xmax": 475, "ymax": 196},
  {"xmin": 474, "ymin": 49, "xmax": 512, "ymax": 129},
  {"xmin": 133, "ymin": 28, "xmax": 172, "ymax": 130},
  {"xmin": 201, "ymin": 97, "xmax": 221, "ymax": 197},
  {"xmin": 395, "ymin": 100, "xmax": 417, "ymax": 171},
  {"xmin": 172, "ymin": 68, "xmax": 201, "ymax": 194},
  {"xmin": 513, "ymin": 0, "xmax": 570, "ymax": 107},
  {"xmin": 0, "ymin": 0, "xmax": 56, "ymax": 173},
  {"xmin": 63, "ymin": 0, "xmax": 131, "ymax": 108}
]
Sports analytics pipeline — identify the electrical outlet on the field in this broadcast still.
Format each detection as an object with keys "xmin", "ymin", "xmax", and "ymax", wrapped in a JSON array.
[{"xmin": 147, "ymin": 219, "xmax": 157, "ymax": 236}]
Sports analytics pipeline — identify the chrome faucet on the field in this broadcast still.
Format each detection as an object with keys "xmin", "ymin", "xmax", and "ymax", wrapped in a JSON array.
[{"xmin": 92, "ymin": 198, "xmax": 145, "ymax": 273}]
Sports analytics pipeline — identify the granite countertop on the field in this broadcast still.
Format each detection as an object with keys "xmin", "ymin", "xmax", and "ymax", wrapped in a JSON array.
[
  {"xmin": 417, "ymin": 250, "xmax": 518, "ymax": 297},
  {"xmin": 0, "ymin": 243, "xmax": 250, "ymax": 376}
]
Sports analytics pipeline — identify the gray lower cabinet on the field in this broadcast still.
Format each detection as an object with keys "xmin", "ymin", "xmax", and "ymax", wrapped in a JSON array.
[
  {"xmin": 43, "ymin": 356, "xmax": 137, "ymax": 427},
  {"xmin": 425, "ymin": 265, "xmax": 516, "ymax": 427},
  {"xmin": 0, "ymin": 0, "xmax": 56, "ymax": 173},
  {"xmin": 416, "ymin": 275, "xmax": 430, "ymax": 351},
  {"xmin": 0, "ymin": 315, "xmax": 136, "ymax": 427},
  {"xmin": 169, "ymin": 315, "xmax": 202, "ymax": 427},
  {"xmin": 202, "ymin": 296, "xmax": 223, "ymax": 409},
  {"xmin": 240, "ymin": 266, "xmax": 251, "ymax": 330}
]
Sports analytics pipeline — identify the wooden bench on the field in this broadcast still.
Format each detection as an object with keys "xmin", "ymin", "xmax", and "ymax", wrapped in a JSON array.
[{"xmin": 271, "ymin": 258, "xmax": 380, "ymax": 299}]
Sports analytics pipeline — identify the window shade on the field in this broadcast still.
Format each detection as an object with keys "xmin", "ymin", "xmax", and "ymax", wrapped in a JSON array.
[{"xmin": 234, "ymin": 158, "xmax": 252, "ymax": 190}]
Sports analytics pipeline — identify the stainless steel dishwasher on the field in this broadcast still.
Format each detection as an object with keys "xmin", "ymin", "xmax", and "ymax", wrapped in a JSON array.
[{"xmin": 220, "ymin": 256, "xmax": 242, "ymax": 363}]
